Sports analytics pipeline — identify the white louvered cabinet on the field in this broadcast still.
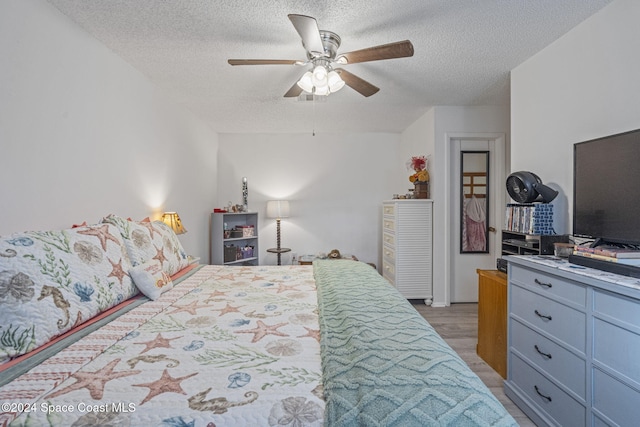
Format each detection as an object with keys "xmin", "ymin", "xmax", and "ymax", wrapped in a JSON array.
[{"xmin": 382, "ymin": 200, "xmax": 433, "ymax": 305}]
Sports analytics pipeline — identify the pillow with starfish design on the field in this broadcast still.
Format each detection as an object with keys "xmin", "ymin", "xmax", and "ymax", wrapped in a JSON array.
[
  {"xmin": 102, "ymin": 214, "xmax": 189, "ymax": 276},
  {"xmin": 129, "ymin": 259, "xmax": 173, "ymax": 300},
  {"xmin": 0, "ymin": 223, "xmax": 137, "ymax": 363}
]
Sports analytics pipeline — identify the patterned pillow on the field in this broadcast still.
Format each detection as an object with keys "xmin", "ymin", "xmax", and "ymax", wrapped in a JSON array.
[
  {"xmin": 102, "ymin": 214, "xmax": 189, "ymax": 276},
  {"xmin": 129, "ymin": 260, "xmax": 173, "ymax": 300},
  {"xmin": 0, "ymin": 224, "xmax": 138, "ymax": 363}
]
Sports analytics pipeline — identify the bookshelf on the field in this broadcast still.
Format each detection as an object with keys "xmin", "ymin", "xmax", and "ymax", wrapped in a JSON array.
[
  {"xmin": 210, "ymin": 212, "xmax": 259, "ymax": 265},
  {"xmin": 502, "ymin": 202, "xmax": 568, "ymax": 256}
]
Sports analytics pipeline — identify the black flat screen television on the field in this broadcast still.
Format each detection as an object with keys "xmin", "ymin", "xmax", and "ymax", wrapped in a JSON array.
[{"xmin": 573, "ymin": 128, "xmax": 640, "ymax": 247}]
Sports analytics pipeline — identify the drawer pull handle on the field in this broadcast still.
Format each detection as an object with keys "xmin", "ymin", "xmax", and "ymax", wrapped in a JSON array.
[
  {"xmin": 534, "ymin": 385, "xmax": 552, "ymax": 402},
  {"xmin": 534, "ymin": 345, "xmax": 552, "ymax": 359},
  {"xmin": 534, "ymin": 278, "xmax": 552, "ymax": 288},
  {"xmin": 534, "ymin": 310, "xmax": 552, "ymax": 321}
]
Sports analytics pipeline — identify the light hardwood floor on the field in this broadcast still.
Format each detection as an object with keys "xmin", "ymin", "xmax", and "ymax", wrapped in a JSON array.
[{"xmin": 411, "ymin": 301, "xmax": 536, "ymax": 426}]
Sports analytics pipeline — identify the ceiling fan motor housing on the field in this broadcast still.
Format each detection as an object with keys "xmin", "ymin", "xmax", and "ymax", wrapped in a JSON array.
[{"xmin": 317, "ymin": 31, "xmax": 341, "ymax": 59}]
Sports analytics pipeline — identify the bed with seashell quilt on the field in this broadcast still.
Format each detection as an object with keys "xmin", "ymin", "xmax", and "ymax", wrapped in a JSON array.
[{"xmin": 0, "ymin": 217, "xmax": 515, "ymax": 426}]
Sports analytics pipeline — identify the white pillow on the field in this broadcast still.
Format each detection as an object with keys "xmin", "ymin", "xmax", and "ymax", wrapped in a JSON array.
[{"xmin": 129, "ymin": 260, "xmax": 173, "ymax": 300}]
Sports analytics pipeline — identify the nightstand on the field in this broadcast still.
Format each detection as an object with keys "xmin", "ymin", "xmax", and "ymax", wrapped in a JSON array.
[{"xmin": 266, "ymin": 247, "xmax": 291, "ymax": 265}]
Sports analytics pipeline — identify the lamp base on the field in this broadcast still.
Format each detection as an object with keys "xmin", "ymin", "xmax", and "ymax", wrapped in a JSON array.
[{"xmin": 269, "ymin": 218, "xmax": 290, "ymax": 265}]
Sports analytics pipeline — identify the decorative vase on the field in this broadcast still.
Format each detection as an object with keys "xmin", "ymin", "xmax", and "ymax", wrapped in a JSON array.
[{"xmin": 414, "ymin": 181, "xmax": 429, "ymax": 199}]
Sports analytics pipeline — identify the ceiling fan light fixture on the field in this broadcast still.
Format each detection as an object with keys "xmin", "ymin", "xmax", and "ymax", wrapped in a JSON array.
[
  {"xmin": 314, "ymin": 84, "xmax": 329, "ymax": 96},
  {"xmin": 297, "ymin": 71, "xmax": 314, "ymax": 92},
  {"xmin": 311, "ymin": 65, "xmax": 328, "ymax": 86},
  {"xmin": 327, "ymin": 70, "xmax": 345, "ymax": 92}
]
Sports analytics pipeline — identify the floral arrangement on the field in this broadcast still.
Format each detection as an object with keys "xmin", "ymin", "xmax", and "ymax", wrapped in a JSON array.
[{"xmin": 407, "ymin": 155, "xmax": 430, "ymax": 183}]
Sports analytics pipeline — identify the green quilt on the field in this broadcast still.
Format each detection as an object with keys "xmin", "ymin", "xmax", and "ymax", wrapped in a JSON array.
[{"xmin": 314, "ymin": 260, "xmax": 516, "ymax": 427}]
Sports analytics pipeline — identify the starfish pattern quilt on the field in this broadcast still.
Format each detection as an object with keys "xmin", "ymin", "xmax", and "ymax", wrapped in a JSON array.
[{"xmin": 1, "ymin": 265, "xmax": 324, "ymax": 426}]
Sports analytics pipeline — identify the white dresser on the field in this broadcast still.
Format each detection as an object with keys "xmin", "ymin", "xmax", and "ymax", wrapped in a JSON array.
[
  {"xmin": 381, "ymin": 199, "xmax": 433, "ymax": 305},
  {"xmin": 505, "ymin": 256, "xmax": 640, "ymax": 427}
]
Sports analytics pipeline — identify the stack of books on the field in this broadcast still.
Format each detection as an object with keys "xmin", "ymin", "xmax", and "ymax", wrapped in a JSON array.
[{"xmin": 572, "ymin": 246, "xmax": 640, "ymax": 265}]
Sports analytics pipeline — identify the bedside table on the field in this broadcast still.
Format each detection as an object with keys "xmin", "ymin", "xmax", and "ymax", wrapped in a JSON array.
[
  {"xmin": 298, "ymin": 254, "xmax": 371, "ymax": 267},
  {"xmin": 266, "ymin": 247, "xmax": 291, "ymax": 265},
  {"xmin": 298, "ymin": 254, "xmax": 317, "ymax": 265}
]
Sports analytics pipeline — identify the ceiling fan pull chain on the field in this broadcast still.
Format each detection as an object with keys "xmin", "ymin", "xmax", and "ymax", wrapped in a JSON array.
[{"xmin": 312, "ymin": 94, "xmax": 316, "ymax": 136}]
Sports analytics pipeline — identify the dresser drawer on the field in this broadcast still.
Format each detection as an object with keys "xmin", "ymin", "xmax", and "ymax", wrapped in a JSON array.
[
  {"xmin": 510, "ymin": 264, "xmax": 586, "ymax": 307},
  {"xmin": 592, "ymin": 368, "xmax": 640, "ymax": 426},
  {"xmin": 510, "ymin": 354, "xmax": 586, "ymax": 427},
  {"xmin": 382, "ymin": 259, "xmax": 395, "ymax": 278},
  {"xmin": 382, "ymin": 245, "xmax": 395, "ymax": 263},
  {"xmin": 383, "ymin": 204, "xmax": 395, "ymax": 216},
  {"xmin": 382, "ymin": 218, "xmax": 395, "ymax": 232},
  {"xmin": 511, "ymin": 285, "xmax": 586, "ymax": 353},
  {"xmin": 594, "ymin": 289, "xmax": 640, "ymax": 327},
  {"xmin": 511, "ymin": 320, "xmax": 586, "ymax": 399},
  {"xmin": 382, "ymin": 232, "xmax": 395, "ymax": 247},
  {"xmin": 593, "ymin": 318, "xmax": 640, "ymax": 384}
]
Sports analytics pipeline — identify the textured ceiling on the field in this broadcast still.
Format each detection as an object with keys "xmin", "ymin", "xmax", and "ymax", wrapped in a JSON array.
[{"xmin": 46, "ymin": 0, "xmax": 611, "ymax": 134}]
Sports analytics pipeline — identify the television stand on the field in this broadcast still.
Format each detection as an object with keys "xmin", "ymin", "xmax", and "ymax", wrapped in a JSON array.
[{"xmin": 568, "ymin": 253, "xmax": 640, "ymax": 278}]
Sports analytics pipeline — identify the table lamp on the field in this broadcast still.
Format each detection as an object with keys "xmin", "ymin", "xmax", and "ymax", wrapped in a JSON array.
[{"xmin": 161, "ymin": 212, "xmax": 187, "ymax": 235}]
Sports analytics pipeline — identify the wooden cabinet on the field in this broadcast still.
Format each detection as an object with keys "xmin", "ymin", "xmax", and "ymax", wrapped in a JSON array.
[
  {"xmin": 210, "ymin": 212, "xmax": 259, "ymax": 265},
  {"xmin": 476, "ymin": 269, "xmax": 507, "ymax": 379},
  {"xmin": 381, "ymin": 200, "xmax": 433, "ymax": 305},
  {"xmin": 505, "ymin": 256, "xmax": 640, "ymax": 427}
]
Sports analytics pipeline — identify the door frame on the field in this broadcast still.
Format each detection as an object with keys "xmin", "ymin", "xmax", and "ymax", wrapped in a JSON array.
[{"xmin": 443, "ymin": 132, "xmax": 506, "ymax": 306}]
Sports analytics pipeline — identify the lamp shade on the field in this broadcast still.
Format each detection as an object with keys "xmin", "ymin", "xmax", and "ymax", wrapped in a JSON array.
[
  {"xmin": 161, "ymin": 212, "xmax": 187, "ymax": 235},
  {"xmin": 266, "ymin": 200, "xmax": 290, "ymax": 219}
]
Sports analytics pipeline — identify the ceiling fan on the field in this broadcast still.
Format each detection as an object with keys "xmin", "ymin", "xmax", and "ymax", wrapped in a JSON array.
[{"xmin": 228, "ymin": 14, "xmax": 414, "ymax": 98}]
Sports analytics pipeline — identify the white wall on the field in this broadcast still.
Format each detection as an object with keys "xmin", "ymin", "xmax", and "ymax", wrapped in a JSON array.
[
  {"xmin": 0, "ymin": 0, "xmax": 219, "ymax": 260},
  {"xmin": 401, "ymin": 106, "xmax": 510, "ymax": 306},
  {"xmin": 511, "ymin": 0, "xmax": 640, "ymax": 234},
  {"xmin": 217, "ymin": 132, "xmax": 400, "ymax": 267}
]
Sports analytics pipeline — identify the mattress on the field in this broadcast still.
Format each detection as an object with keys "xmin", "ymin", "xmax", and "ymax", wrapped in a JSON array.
[{"xmin": 0, "ymin": 261, "xmax": 516, "ymax": 426}]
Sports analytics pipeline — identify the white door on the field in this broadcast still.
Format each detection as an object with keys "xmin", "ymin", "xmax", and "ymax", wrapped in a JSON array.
[{"xmin": 449, "ymin": 136, "xmax": 505, "ymax": 303}]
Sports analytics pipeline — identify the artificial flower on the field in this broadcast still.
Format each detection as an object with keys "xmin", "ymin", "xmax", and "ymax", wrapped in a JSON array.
[{"xmin": 407, "ymin": 155, "xmax": 430, "ymax": 183}]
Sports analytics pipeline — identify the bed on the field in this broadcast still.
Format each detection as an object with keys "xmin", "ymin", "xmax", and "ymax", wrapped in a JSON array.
[{"xmin": 0, "ymin": 217, "xmax": 516, "ymax": 426}]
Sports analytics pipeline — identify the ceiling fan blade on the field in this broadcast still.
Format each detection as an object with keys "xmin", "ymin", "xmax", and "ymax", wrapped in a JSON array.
[
  {"xmin": 284, "ymin": 81, "xmax": 303, "ymax": 98},
  {"xmin": 228, "ymin": 59, "xmax": 299, "ymax": 66},
  {"xmin": 337, "ymin": 40, "xmax": 414, "ymax": 64},
  {"xmin": 288, "ymin": 14, "xmax": 325, "ymax": 56},
  {"xmin": 335, "ymin": 68, "xmax": 379, "ymax": 97}
]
